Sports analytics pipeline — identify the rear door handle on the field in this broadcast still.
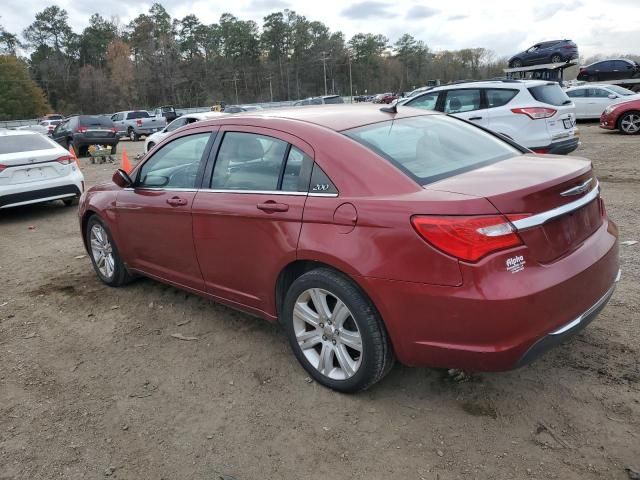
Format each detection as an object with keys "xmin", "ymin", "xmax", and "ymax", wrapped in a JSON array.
[
  {"xmin": 166, "ymin": 196, "xmax": 188, "ymax": 206},
  {"xmin": 469, "ymin": 116, "xmax": 483, "ymax": 121},
  {"xmin": 257, "ymin": 201, "xmax": 289, "ymax": 213}
]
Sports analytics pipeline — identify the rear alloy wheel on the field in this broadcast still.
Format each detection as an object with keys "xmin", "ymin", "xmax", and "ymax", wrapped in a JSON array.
[
  {"xmin": 619, "ymin": 111, "xmax": 640, "ymax": 135},
  {"xmin": 86, "ymin": 216, "xmax": 133, "ymax": 287},
  {"xmin": 128, "ymin": 128, "xmax": 138, "ymax": 142},
  {"xmin": 550, "ymin": 54, "xmax": 563, "ymax": 63},
  {"xmin": 283, "ymin": 268, "xmax": 394, "ymax": 392}
]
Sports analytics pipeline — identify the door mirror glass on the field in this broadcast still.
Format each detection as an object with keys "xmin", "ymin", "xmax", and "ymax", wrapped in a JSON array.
[
  {"xmin": 112, "ymin": 169, "xmax": 133, "ymax": 188},
  {"xmin": 608, "ymin": 94, "xmax": 617, "ymax": 99}
]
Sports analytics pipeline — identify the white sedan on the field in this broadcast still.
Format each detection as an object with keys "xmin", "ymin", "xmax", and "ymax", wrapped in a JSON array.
[
  {"xmin": 144, "ymin": 112, "xmax": 227, "ymax": 153},
  {"xmin": 565, "ymin": 84, "xmax": 638, "ymax": 119},
  {"xmin": 0, "ymin": 130, "xmax": 84, "ymax": 209}
]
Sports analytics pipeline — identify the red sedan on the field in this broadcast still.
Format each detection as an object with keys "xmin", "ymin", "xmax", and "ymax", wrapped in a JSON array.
[
  {"xmin": 79, "ymin": 105, "xmax": 620, "ymax": 392},
  {"xmin": 600, "ymin": 97, "xmax": 640, "ymax": 134}
]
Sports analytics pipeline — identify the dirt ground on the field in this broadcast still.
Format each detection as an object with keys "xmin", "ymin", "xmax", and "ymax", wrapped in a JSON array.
[{"xmin": 1, "ymin": 126, "xmax": 639, "ymax": 480}]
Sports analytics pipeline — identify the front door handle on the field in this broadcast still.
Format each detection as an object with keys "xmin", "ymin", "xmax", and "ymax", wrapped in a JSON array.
[
  {"xmin": 166, "ymin": 196, "xmax": 188, "ymax": 206},
  {"xmin": 469, "ymin": 116, "xmax": 483, "ymax": 121},
  {"xmin": 257, "ymin": 201, "xmax": 289, "ymax": 213}
]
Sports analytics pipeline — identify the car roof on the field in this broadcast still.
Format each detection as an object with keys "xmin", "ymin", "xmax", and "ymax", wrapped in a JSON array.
[
  {"xmin": 429, "ymin": 79, "xmax": 550, "ymax": 90},
  {"xmin": 196, "ymin": 104, "xmax": 440, "ymax": 132},
  {"xmin": 0, "ymin": 129, "xmax": 45, "ymax": 137}
]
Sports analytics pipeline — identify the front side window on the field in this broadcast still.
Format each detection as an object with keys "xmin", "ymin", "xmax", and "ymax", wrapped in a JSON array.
[
  {"xmin": 166, "ymin": 118, "xmax": 187, "ymax": 132},
  {"xmin": 344, "ymin": 115, "xmax": 519, "ymax": 185},
  {"xmin": 588, "ymin": 88, "xmax": 610, "ymax": 98},
  {"xmin": 211, "ymin": 132, "xmax": 287, "ymax": 190},
  {"xmin": 138, "ymin": 133, "xmax": 210, "ymax": 189},
  {"xmin": 567, "ymin": 89, "xmax": 587, "ymax": 98},
  {"xmin": 485, "ymin": 89, "xmax": 518, "ymax": 108},
  {"xmin": 407, "ymin": 92, "xmax": 439, "ymax": 110},
  {"xmin": 443, "ymin": 89, "xmax": 482, "ymax": 113}
]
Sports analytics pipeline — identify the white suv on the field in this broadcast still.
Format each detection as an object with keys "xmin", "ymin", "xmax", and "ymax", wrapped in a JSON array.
[
  {"xmin": 399, "ymin": 80, "xmax": 578, "ymax": 154},
  {"xmin": 0, "ymin": 130, "xmax": 84, "ymax": 209}
]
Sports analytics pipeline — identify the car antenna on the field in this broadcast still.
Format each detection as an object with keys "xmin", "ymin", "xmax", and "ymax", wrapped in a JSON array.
[{"xmin": 380, "ymin": 102, "xmax": 398, "ymax": 114}]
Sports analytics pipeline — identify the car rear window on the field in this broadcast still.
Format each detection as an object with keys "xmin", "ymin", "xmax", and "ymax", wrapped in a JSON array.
[
  {"xmin": 324, "ymin": 96, "xmax": 344, "ymax": 104},
  {"xmin": 344, "ymin": 115, "xmax": 520, "ymax": 185},
  {"xmin": 126, "ymin": 111, "xmax": 151, "ymax": 119},
  {"xmin": 79, "ymin": 116, "xmax": 114, "ymax": 127},
  {"xmin": 0, "ymin": 134, "xmax": 55, "ymax": 154},
  {"xmin": 528, "ymin": 84, "xmax": 571, "ymax": 106}
]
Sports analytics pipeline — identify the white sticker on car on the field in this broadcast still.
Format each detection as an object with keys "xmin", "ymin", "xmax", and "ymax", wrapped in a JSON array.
[{"xmin": 506, "ymin": 255, "xmax": 526, "ymax": 274}]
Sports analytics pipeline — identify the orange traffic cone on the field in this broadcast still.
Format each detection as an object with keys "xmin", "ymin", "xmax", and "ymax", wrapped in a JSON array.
[
  {"xmin": 68, "ymin": 146, "xmax": 81, "ymax": 169},
  {"xmin": 121, "ymin": 147, "xmax": 132, "ymax": 173}
]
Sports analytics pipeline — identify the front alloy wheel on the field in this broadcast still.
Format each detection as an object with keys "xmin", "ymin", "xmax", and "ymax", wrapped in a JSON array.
[
  {"xmin": 619, "ymin": 112, "xmax": 640, "ymax": 135},
  {"xmin": 86, "ymin": 216, "xmax": 133, "ymax": 287}
]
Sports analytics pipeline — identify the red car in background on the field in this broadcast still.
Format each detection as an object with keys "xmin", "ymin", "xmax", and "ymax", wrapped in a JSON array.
[
  {"xmin": 600, "ymin": 97, "xmax": 640, "ymax": 134},
  {"xmin": 373, "ymin": 92, "xmax": 399, "ymax": 104},
  {"xmin": 79, "ymin": 105, "xmax": 619, "ymax": 392}
]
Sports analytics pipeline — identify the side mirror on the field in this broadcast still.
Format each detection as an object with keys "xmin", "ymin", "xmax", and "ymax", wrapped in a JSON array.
[
  {"xmin": 608, "ymin": 94, "xmax": 617, "ymax": 99},
  {"xmin": 112, "ymin": 169, "xmax": 133, "ymax": 188}
]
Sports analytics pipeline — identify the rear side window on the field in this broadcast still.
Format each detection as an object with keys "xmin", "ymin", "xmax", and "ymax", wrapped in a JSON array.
[
  {"xmin": 282, "ymin": 147, "xmax": 313, "ymax": 192},
  {"xmin": 344, "ymin": 115, "xmax": 519, "ymax": 185},
  {"xmin": 485, "ymin": 89, "xmax": 518, "ymax": 108},
  {"xmin": 323, "ymin": 96, "xmax": 344, "ymax": 104},
  {"xmin": 0, "ymin": 134, "xmax": 55, "ymax": 154},
  {"xmin": 79, "ymin": 116, "xmax": 113, "ymax": 127},
  {"xmin": 310, "ymin": 163, "xmax": 338, "ymax": 194},
  {"xmin": 527, "ymin": 84, "xmax": 570, "ymax": 106},
  {"xmin": 443, "ymin": 89, "xmax": 482, "ymax": 113},
  {"xmin": 126, "ymin": 111, "xmax": 150, "ymax": 120},
  {"xmin": 566, "ymin": 89, "xmax": 587, "ymax": 98},
  {"xmin": 588, "ymin": 88, "xmax": 610, "ymax": 98}
]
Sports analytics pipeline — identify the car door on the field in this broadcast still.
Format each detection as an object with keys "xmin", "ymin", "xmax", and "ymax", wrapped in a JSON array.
[
  {"xmin": 442, "ymin": 89, "xmax": 489, "ymax": 127},
  {"xmin": 115, "ymin": 128, "xmax": 216, "ymax": 290},
  {"xmin": 51, "ymin": 119, "xmax": 69, "ymax": 147},
  {"xmin": 191, "ymin": 127, "xmax": 313, "ymax": 317},
  {"xmin": 566, "ymin": 88, "xmax": 589, "ymax": 118},
  {"xmin": 587, "ymin": 87, "xmax": 614, "ymax": 117},
  {"xmin": 612, "ymin": 60, "xmax": 633, "ymax": 80}
]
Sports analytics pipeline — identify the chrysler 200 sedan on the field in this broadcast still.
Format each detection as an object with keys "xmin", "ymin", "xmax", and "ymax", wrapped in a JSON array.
[{"xmin": 78, "ymin": 105, "xmax": 620, "ymax": 392}]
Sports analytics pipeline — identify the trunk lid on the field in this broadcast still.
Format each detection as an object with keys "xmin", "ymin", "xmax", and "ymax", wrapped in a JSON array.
[{"xmin": 426, "ymin": 154, "xmax": 602, "ymax": 263}]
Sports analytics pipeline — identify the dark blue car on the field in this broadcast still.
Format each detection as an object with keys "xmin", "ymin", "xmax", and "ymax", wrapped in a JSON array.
[{"xmin": 508, "ymin": 40, "xmax": 578, "ymax": 68}]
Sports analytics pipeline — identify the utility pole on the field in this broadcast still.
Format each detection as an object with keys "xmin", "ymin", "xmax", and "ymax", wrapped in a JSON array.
[
  {"xmin": 232, "ymin": 73, "xmax": 239, "ymax": 105},
  {"xmin": 348, "ymin": 55, "xmax": 353, "ymax": 103},
  {"xmin": 266, "ymin": 75, "xmax": 273, "ymax": 103},
  {"xmin": 320, "ymin": 51, "xmax": 329, "ymax": 96}
]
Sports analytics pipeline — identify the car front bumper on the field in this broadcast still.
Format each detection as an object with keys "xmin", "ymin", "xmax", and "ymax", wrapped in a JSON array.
[{"xmin": 356, "ymin": 218, "xmax": 619, "ymax": 371}]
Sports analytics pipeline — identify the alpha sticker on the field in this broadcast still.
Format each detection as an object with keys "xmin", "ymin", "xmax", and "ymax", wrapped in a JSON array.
[{"xmin": 505, "ymin": 255, "xmax": 525, "ymax": 274}]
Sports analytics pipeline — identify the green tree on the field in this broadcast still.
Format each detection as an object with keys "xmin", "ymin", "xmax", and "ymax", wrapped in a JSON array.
[
  {"xmin": 0, "ymin": 55, "xmax": 50, "ymax": 120},
  {"xmin": 79, "ymin": 14, "xmax": 117, "ymax": 67}
]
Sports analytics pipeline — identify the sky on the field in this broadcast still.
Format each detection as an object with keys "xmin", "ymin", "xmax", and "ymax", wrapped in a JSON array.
[{"xmin": 1, "ymin": 0, "xmax": 639, "ymax": 59}]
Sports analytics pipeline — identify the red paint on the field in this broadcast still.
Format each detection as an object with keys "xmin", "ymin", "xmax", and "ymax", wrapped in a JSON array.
[
  {"xmin": 599, "ymin": 98, "xmax": 640, "ymax": 132},
  {"xmin": 79, "ymin": 106, "xmax": 619, "ymax": 370}
]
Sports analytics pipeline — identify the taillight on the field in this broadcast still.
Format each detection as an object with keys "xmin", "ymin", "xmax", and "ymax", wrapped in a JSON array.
[
  {"xmin": 76, "ymin": 126, "xmax": 88, "ymax": 133},
  {"xmin": 0, "ymin": 164, "xmax": 7, "ymax": 172},
  {"xmin": 110, "ymin": 127, "xmax": 117, "ymax": 133},
  {"xmin": 563, "ymin": 45, "xmax": 574, "ymax": 49},
  {"xmin": 136, "ymin": 119, "xmax": 143, "ymax": 126},
  {"xmin": 56, "ymin": 155, "xmax": 75, "ymax": 165},
  {"xmin": 511, "ymin": 107, "xmax": 557, "ymax": 119},
  {"xmin": 531, "ymin": 148, "xmax": 550, "ymax": 154},
  {"xmin": 411, "ymin": 215, "xmax": 528, "ymax": 262}
]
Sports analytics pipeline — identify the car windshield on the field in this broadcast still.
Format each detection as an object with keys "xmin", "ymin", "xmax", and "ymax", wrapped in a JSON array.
[
  {"xmin": 608, "ymin": 85, "xmax": 635, "ymax": 96},
  {"xmin": 528, "ymin": 84, "xmax": 571, "ymax": 106},
  {"xmin": 0, "ymin": 134, "xmax": 54, "ymax": 154},
  {"xmin": 344, "ymin": 115, "xmax": 520, "ymax": 185}
]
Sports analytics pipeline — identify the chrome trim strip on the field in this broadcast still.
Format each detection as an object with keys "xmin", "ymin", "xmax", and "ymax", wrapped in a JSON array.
[
  {"xmin": 549, "ymin": 268, "xmax": 620, "ymax": 336},
  {"xmin": 511, "ymin": 181, "xmax": 600, "ymax": 231},
  {"xmin": 199, "ymin": 189, "xmax": 308, "ymax": 196},
  {"xmin": 123, "ymin": 187, "xmax": 198, "ymax": 192},
  {"xmin": 308, "ymin": 192, "xmax": 339, "ymax": 197},
  {"xmin": 561, "ymin": 178, "xmax": 593, "ymax": 197}
]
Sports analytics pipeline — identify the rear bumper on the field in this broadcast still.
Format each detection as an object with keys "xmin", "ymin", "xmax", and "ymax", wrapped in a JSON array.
[
  {"xmin": 74, "ymin": 134, "xmax": 119, "ymax": 148},
  {"xmin": 357, "ymin": 218, "xmax": 619, "ymax": 370},
  {"xmin": 532, "ymin": 137, "xmax": 580, "ymax": 155},
  {"xmin": 0, "ymin": 168, "xmax": 84, "ymax": 208}
]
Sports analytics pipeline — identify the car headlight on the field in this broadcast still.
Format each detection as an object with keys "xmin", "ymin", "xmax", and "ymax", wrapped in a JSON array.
[{"xmin": 603, "ymin": 105, "xmax": 616, "ymax": 115}]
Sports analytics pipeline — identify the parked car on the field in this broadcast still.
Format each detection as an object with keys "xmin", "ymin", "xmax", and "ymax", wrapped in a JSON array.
[
  {"xmin": 151, "ymin": 105, "xmax": 178, "ymax": 123},
  {"xmin": 566, "ymin": 84, "xmax": 638, "ymax": 119},
  {"xmin": 16, "ymin": 119, "xmax": 61, "ymax": 136},
  {"xmin": 401, "ymin": 79, "xmax": 578, "ymax": 154},
  {"xmin": 110, "ymin": 110, "xmax": 166, "ymax": 141},
  {"xmin": 78, "ymin": 105, "xmax": 619, "ymax": 392},
  {"xmin": 144, "ymin": 112, "xmax": 227, "ymax": 153},
  {"xmin": 294, "ymin": 95, "xmax": 344, "ymax": 106},
  {"xmin": 51, "ymin": 115, "xmax": 119, "ymax": 156},
  {"xmin": 508, "ymin": 40, "xmax": 578, "ymax": 68},
  {"xmin": 577, "ymin": 59, "xmax": 640, "ymax": 82},
  {"xmin": 0, "ymin": 130, "xmax": 84, "ymax": 209},
  {"xmin": 373, "ymin": 93, "xmax": 398, "ymax": 104},
  {"xmin": 600, "ymin": 97, "xmax": 640, "ymax": 134},
  {"xmin": 40, "ymin": 113, "xmax": 64, "ymax": 121}
]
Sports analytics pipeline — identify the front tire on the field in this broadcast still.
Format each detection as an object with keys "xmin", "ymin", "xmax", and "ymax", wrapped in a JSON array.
[
  {"xmin": 283, "ymin": 268, "xmax": 394, "ymax": 393},
  {"xmin": 618, "ymin": 111, "xmax": 640, "ymax": 135},
  {"xmin": 510, "ymin": 59, "xmax": 522, "ymax": 68},
  {"xmin": 85, "ymin": 215, "xmax": 133, "ymax": 287},
  {"xmin": 128, "ymin": 128, "xmax": 139, "ymax": 142}
]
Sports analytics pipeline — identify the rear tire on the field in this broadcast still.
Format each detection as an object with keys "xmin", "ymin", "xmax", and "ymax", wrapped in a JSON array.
[
  {"xmin": 282, "ymin": 268, "xmax": 394, "ymax": 393},
  {"xmin": 85, "ymin": 215, "xmax": 133, "ymax": 287},
  {"xmin": 128, "ymin": 128, "xmax": 139, "ymax": 142},
  {"xmin": 618, "ymin": 111, "xmax": 640, "ymax": 135},
  {"xmin": 550, "ymin": 54, "xmax": 562, "ymax": 63},
  {"xmin": 63, "ymin": 196, "xmax": 78, "ymax": 207}
]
